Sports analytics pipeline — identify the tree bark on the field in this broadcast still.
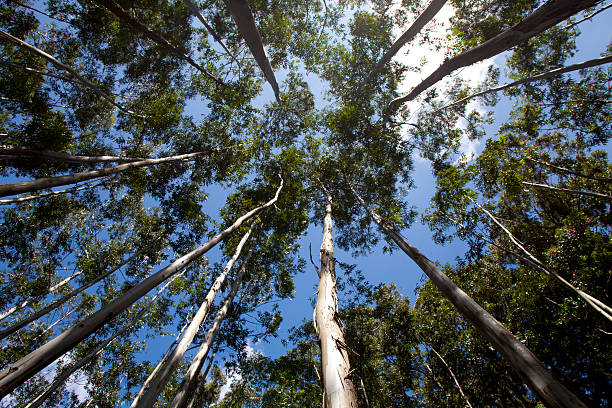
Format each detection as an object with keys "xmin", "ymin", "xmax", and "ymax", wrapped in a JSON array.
[
  {"xmin": 0, "ymin": 151, "xmax": 205, "ymax": 198},
  {"xmin": 370, "ymin": 0, "xmax": 447, "ymax": 80},
  {"xmin": 0, "ymin": 29, "xmax": 140, "ymax": 117},
  {"xmin": 0, "ymin": 145, "xmax": 143, "ymax": 164},
  {"xmin": 94, "ymin": 0, "xmax": 225, "ymax": 87},
  {"xmin": 0, "ymin": 177, "xmax": 282, "ymax": 397},
  {"xmin": 24, "ymin": 270, "xmax": 184, "ymax": 408},
  {"xmin": 314, "ymin": 193, "xmax": 358, "ymax": 408},
  {"xmin": 0, "ymin": 246, "xmax": 146, "ymax": 340},
  {"xmin": 227, "ymin": 0, "xmax": 280, "ymax": 101},
  {"xmin": 183, "ymin": 340, "xmax": 220, "ymax": 408},
  {"xmin": 169, "ymin": 249, "xmax": 253, "ymax": 408},
  {"xmin": 133, "ymin": 224, "xmax": 256, "ymax": 407},
  {"xmin": 350, "ymin": 185, "xmax": 588, "ymax": 408},
  {"xmin": 387, "ymin": 0, "xmax": 599, "ymax": 112},
  {"xmin": 434, "ymin": 54, "xmax": 612, "ymax": 113}
]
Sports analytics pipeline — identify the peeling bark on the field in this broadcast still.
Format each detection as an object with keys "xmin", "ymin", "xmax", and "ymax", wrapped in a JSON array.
[
  {"xmin": 315, "ymin": 193, "xmax": 358, "ymax": 408},
  {"xmin": 350, "ymin": 185, "xmax": 587, "ymax": 408},
  {"xmin": 0, "ymin": 177, "xmax": 282, "ymax": 397}
]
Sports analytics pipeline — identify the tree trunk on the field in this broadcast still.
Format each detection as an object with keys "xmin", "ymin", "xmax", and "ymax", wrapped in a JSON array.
[
  {"xmin": 227, "ymin": 0, "xmax": 280, "ymax": 101},
  {"xmin": 0, "ymin": 151, "xmax": 205, "ymax": 198},
  {"xmin": 133, "ymin": 224, "xmax": 256, "ymax": 407},
  {"xmin": 314, "ymin": 193, "xmax": 358, "ymax": 408},
  {"xmin": 350, "ymin": 185, "xmax": 588, "ymax": 408},
  {"xmin": 387, "ymin": 0, "xmax": 599, "ymax": 112},
  {"xmin": 0, "ymin": 177, "xmax": 282, "ymax": 397},
  {"xmin": 524, "ymin": 156, "xmax": 612, "ymax": 183},
  {"xmin": 94, "ymin": 0, "xmax": 224, "ymax": 87},
  {"xmin": 0, "ymin": 29, "xmax": 140, "ymax": 117},
  {"xmin": 169, "ymin": 249, "xmax": 253, "ymax": 408},
  {"xmin": 0, "ymin": 246, "xmax": 146, "ymax": 340},
  {"xmin": 370, "ymin": 0, "xmax": 447, "ymax": 80},
  {"xmin": 522, "ymin": 180, "xmax": 612, "ymax": 200},
  {"xmin": 0, "ymin": 145, "xmax": 143, "ymax": 164},
  {"xmin": 183, "ymin": 340, "xmax": 220, "ymax": 408},
  {"xmin": 435, "ymin": 54, "xmax": 612, "ymax": 113},
  {"xmin": 24, "ymin": 270, "xmax": 184, "ymax": 408}
]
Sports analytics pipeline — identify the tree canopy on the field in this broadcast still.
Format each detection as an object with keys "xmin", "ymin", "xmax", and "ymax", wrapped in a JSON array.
[{"xmin": 0, "ymin": 0, "xmax": 610, "ymax": 407}]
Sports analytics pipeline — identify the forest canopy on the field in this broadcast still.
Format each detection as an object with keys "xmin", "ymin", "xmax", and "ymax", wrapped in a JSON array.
[{"xmin": 0, "ymin": 0, "xmax": 610, "ymax": 407}]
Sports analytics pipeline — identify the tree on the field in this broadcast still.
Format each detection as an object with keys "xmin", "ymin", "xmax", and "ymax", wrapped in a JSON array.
[{"xmin": 1, "ymin": 0, "xmax": 609, "ymax": 406}]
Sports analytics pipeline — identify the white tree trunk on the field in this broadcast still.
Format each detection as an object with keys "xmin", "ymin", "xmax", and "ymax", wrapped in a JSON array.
[
  {"xmin": 350, "ymin": 185, "xmax": 587, "ymax": 408},
  {"xmin": 0, "ymin": 151, "xmax": 206, "ymax": 198},
  {"xmin": 314, "ymin": 194, "xmax": 358, "ymax": 408},
  {"xmin": 0, "ymin": 177, "xmax": 282, "ymax": 397},
  {"xmin": 133, "ymin": 224, "xmax": 256, "ymax": 407},
  {"xmin": 0, "ymin": 145, "xmax": 143, "ymax": 164},
  {"xmin": 0, "ymin": 180, "xmax": 112, "ymax": 205},
  {"xmin": 169, "ymin": 249, "xmax": 253, "ymax": 408}
]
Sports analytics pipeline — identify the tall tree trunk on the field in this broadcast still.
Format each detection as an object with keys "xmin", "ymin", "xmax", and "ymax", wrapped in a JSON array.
[
  {"xmin": 133, "ymin": 224, "xmax": 256, "ymax": 407},
  {"xmin": 183, "ymin": 340, "xmax": 220, "ymax": 408},
  {"xmin": 0, "ymin": 246, "xmax": 147, "ymax": 340},
  {"xmin": 0, "ymin": 29, "xmax": 140, "ymax": 117},
  {"xmin": 94, "ymin": 0, "xmax": 224, "ymax": 87},
  {"xmin": 314, "ymin": 193, "xmax": 358, "ymax": 408},
  {"xmin": 227, "ymin": 0, "xmax": 281, "ymax": 101},
  {"xmin": 169, "ymin": 249, "xmax": 253, "ymax": 408},
  {"xmin": 24, "ymin": 270, "xmax": 184, "ymax": 408},
  {"xmin": 350, "ymin": 185, "xmax": 587, "ymax": 408},
  {"xmin": 0, "ymin": 177, "xmax": 282, "ymax": 397},
  {"xmin": 370, "ymin": 0, "xmax": 447, "ymax": 80},
  {"xmin": 434, "ymin": 54, "xmax": 612, "ymax": 113},
  {"xmin": 0, "ymin": 145, "xmax": 143, "ymax": 164},
  {"xmin": 387, "ymin": 0, "xmax": 599, "ymax": 112},
  {"xmin": 0, "ymin": 151, "xmax": 205, "ymax": 198}
]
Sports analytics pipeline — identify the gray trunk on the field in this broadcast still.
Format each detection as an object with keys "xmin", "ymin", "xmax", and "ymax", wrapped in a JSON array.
[
  {"xmin": 133, "ymin": 224, "xmax": 256, "ymax": 407},
  {"xmin": 314, "ymin": 194, "xmax": 358, "ymax": 408},
  {"xmin": 0, "ymin": 151, "xmax": 205, "ymax": 198},
  {"xmin": 227, "ymin": 0, "xmax": 280, "ymax": 101},
  {"xmin": 350, "ymin": 186, "xmax": 587, "ymax": 408},
  {"xmin": 0, "ymin": 177, "xmax": 282, "ymax": 397},
  {"xmin": 388, "ymin": 0, "xmax": 599, "ymax": 111},
  {"xmin": 0, "ymin": 180, "xmax": 112, "ymax": 205},
  {"xmin": 0, "ymin": 145, "xmax": 143, "ymax": 164}
]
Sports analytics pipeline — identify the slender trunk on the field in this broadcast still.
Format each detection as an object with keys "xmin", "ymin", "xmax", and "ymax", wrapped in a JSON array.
[
  {"xmin": 0, "ymin": 247, "xmax": 145, "ymax": 340},
  {"xmin": 387, "ymin": 0, "xmax": 599, "ymax": 112},
  {"xmin": 133, "ymin": 225, "xmax": 256, "ymax": 407},
  {"xmin": 350, "ymin": 185, "xmax": 587, "ymax": 408},
  {"xmin": 469, "ymin": 197, "xmax": 612, "ymax": 322},
  {"xmin": 0, "ymin": 177, "xmax": 282, "ymax": 397},
  {"xmin": 0, "ymin": 145, "xmax": 143, "ymax": 164},
  {"xmin": 9, "ymin": 0, "xmax": 72, "ymax": 24},
  {"xmin": 183, "ymin": 0, "xmax": 241, "ymax": 68},
  {"xmin": 0, "ymin": 269, "xmax": 83, "ymax": 322},
  {"xmin": 0, "ymin": 29, "xmax": 140, "ymax": 117},
  {"xmin": 522, "ymin": 180, "xmax": 612, "ymax": 200},
  {"xmin": 33, "ymin": 306, "xmax": 79, "ymax": 342},
  {"xmin": 130, "ymin": 314, "xmax": 192, "ymax": 408},
  {"xmin": 435, "ymin": 54, "xmax": 612, "ymax": 113},
  {"xmin": 423, "ymin": 341, "xmax": 473, "ymax": 408},
  {"xmin": 183, "ymin": 341, "xmax": 220, "ymax": 408},
  {"xmin": 524, "ymin": 156, "xmax": 612, "ymax": 183},
  {"xmin": 0, "ymin": 180, "xmax": 112, "ymax": 205},
  {"xmin": 314, "ymin": 193, "xmax": 358, "ymax": 408},
  {"xmin": 370, "ymin": 0, "xmax": 447, "ymax": 80},
  {"xmin": 94, "ymin": 0, "xmax": 224, "ymax": 87},
  {"xmin": 169, "ymin": 250, "xmax": 252, "ymax": 408},
  {"xmin": 227, "ymin": 0, "xmax": 280, "ymax": 101},
  {"xmin": 565, "ymin": 3, "xmax": 612, "ymax": 29},
  {"xmin": 0, "ymin": 151, "xmax": 205, "ymax": 198},
  {"xmin": 24, "ymin": 270, "xmax": 184, "ymax": 408}
]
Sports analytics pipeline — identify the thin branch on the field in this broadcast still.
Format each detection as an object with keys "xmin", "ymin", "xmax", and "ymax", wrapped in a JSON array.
[
  {"xmin": 522, "ymin": 181, "xmax": 612, "ymax": 200},
  {"xmin": 565, "ymin": 2, "xmax": 612, "ymax": 29}
]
